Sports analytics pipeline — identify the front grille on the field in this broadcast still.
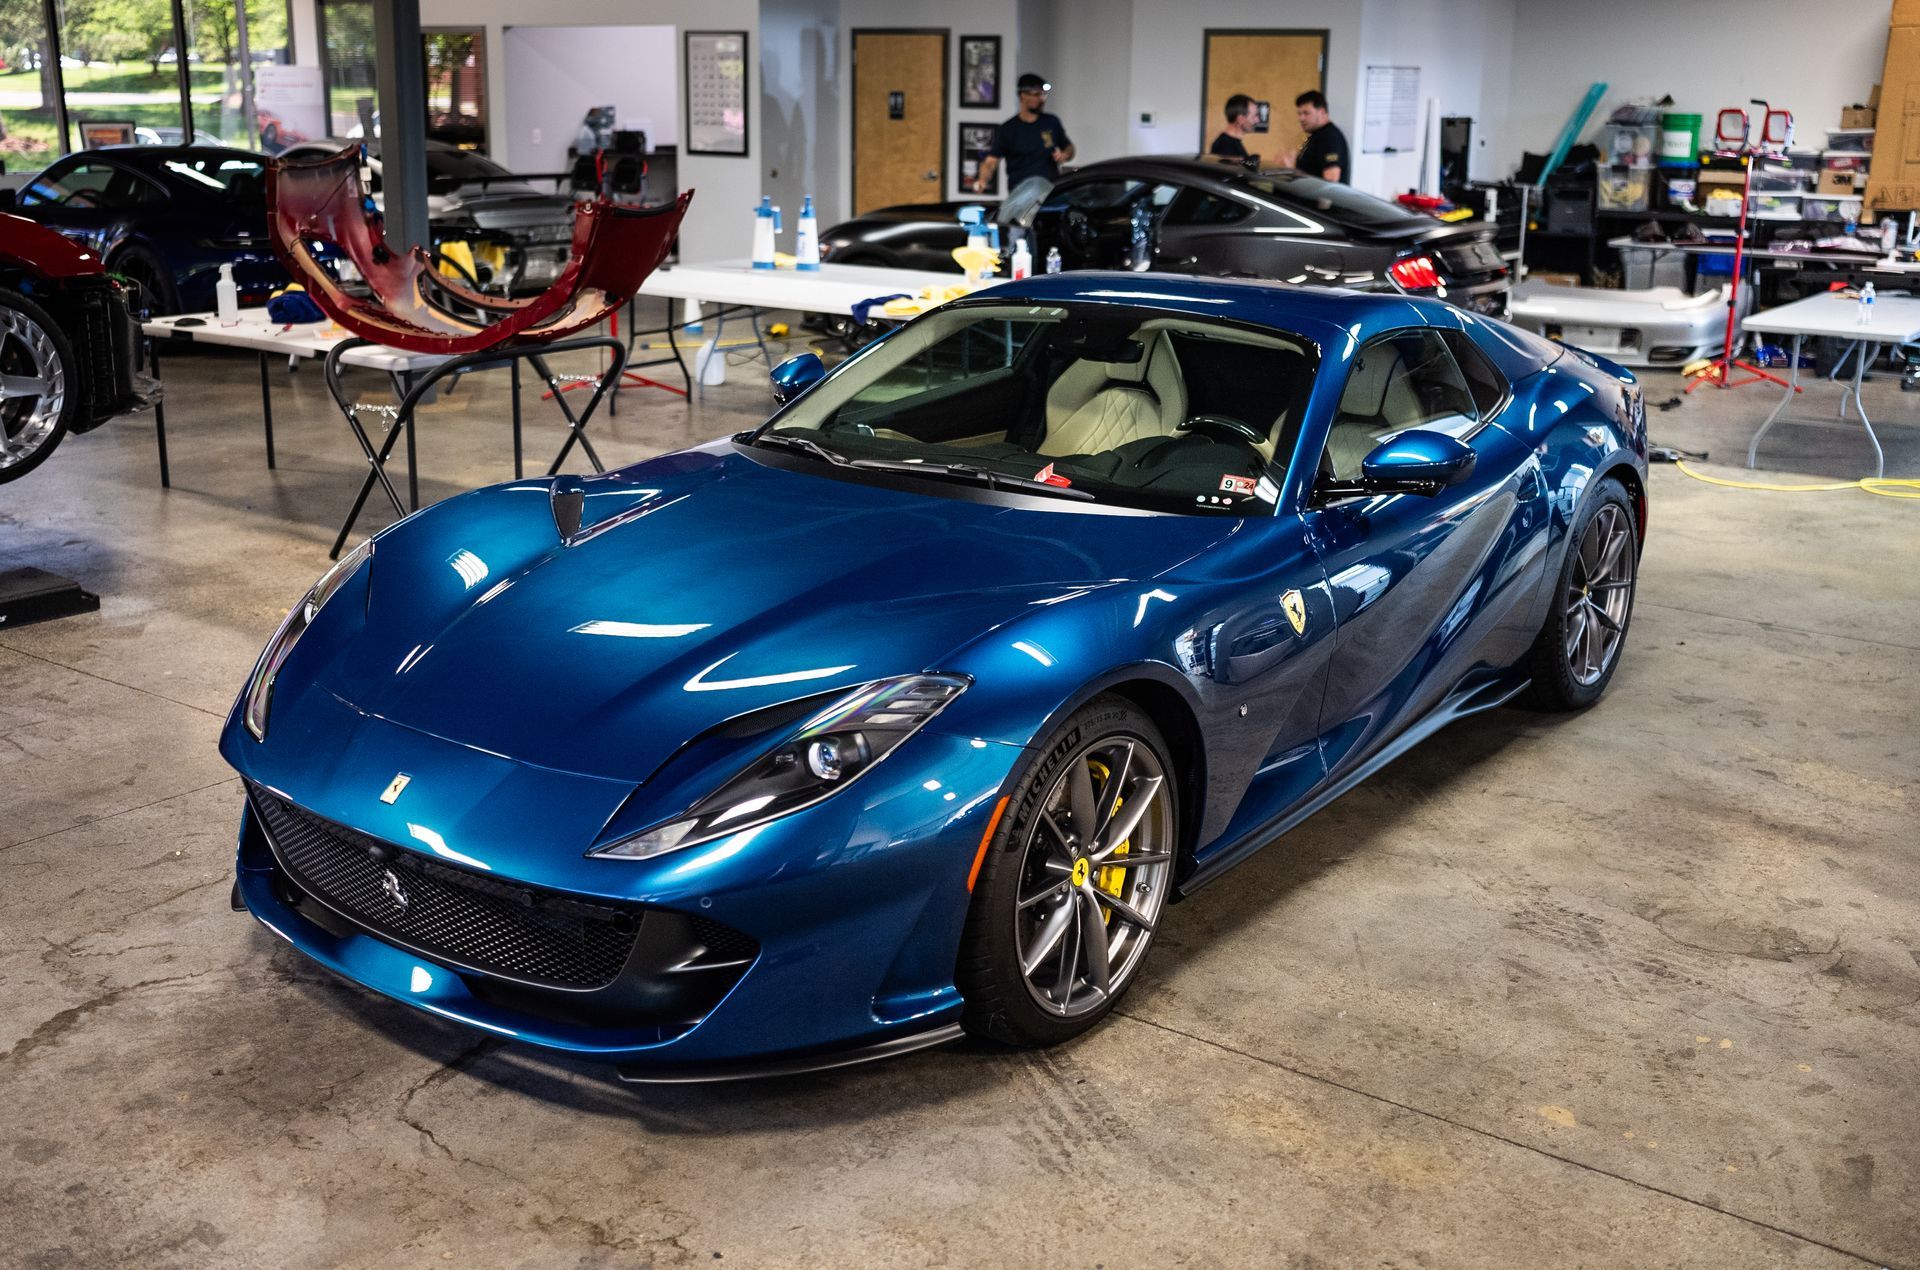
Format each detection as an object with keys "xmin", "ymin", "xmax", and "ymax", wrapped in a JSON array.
[{"xmin": 248, "ymin": 784, "xmax": 643, "ymax": 990}]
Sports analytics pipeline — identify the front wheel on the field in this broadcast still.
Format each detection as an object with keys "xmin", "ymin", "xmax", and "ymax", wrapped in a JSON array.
[
  {"xmin": 1527, "ymin": 477, "xmax": 1640, "ymax": 710},
  {"xmin": 958, "ymin": 696, "xmax": 1178, "ymax": 1047},
  {"xmin": 0, "ymin": 287, "xmax": 78, "ymax": 486}
]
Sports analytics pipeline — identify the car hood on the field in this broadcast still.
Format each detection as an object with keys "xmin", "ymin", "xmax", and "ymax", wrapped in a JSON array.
[{"xmin": 314, "ymin": 443, "xmax": 1234, "ymax": 783}]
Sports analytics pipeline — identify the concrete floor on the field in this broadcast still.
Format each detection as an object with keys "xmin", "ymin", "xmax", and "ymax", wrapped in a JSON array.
[{"xmin": 2, "ymin": 322, "xmax": 1917, "ymax": 1268}]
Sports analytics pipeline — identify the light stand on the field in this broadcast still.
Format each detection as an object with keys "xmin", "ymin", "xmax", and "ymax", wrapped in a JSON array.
[{"xmin": 1687, "ymin": 101, "xmax": 1801, "ymax": 394}]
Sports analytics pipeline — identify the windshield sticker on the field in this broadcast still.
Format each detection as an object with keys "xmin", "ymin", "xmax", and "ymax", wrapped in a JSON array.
[
  {"xmin": 1219, "ymin": 474, "xmax": 1256, "ymax": 496},
  {"xmin": 1034, "ymin": 463, "xmax": 1074, "ymax": 487}
]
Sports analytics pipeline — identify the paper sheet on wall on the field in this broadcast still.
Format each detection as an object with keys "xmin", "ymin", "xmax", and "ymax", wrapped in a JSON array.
[
  {"xmin": 686, "ymin": 32, "xmax": 748, "ymax": 155},
  {"xmin": 1363, "ymin": 65, "xmax": 1421, "ymax": 154}
]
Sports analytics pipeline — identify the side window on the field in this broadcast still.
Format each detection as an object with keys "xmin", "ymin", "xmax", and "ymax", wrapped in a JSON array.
[
  {"xmin": 1054, "ymin": 179, "xmax": 1142, "ymax": 213},
  {"xmin": 1441, "ymin": 329, "xmax": 1509, "ymax": 417},
  {"xmin": 1323, "ymin": 330, "xmax": 1479, "ymax": 480},
  {"xmin": 1164, "ymin": 186, "xmax": 1254, "ymax": 226},
  {"xmin": 21, "ymin": 163, "xmax": 118, "ymax": 208}
]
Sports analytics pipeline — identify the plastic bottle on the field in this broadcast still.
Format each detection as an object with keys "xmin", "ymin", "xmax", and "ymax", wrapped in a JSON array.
[
  {"xmin": 751, "ymin": 196, "xmax": 781, "ymax": 269},
  {"xmin": 1010, "ymin": 231, "xmax": 1032, "ymax": 280},
  {"xmin": 795, "ymin": 196, "xmax": 820, "ymax": 271},
  {"xmin": 1858, "ymin": 281, "xmax": 1876, "ymax": 326},
  {"xmin": 215, "ymin": 262, "xmax": 239, "ymax": 321},
  {"xmin": 1045, "ymin": 245, "xmax": 1062, "ymax": 274}
]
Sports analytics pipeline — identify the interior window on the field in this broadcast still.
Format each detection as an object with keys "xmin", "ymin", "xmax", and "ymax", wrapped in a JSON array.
[
  {"xmin": 1322, "ymin": 329, "xmax": 1480, "ymax": 481},
  {"xmin": 1165, "ymin": 187, "xmax": 1253, "ymax": 226},
  {"xmin": 21, "ymin": 163, "xmax": 119, "ymax": 208},
  {"xmin": 1441, "ymin": 329, "xmax": 1509, "ymax": 417},
  {"xmin": 1053, "ymin": 179, "xmax": 1144, "ymax": 213}
]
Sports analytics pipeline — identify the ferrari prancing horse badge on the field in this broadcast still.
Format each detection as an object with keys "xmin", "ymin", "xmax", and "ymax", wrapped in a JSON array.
[{"xmin": 1281, "ymin": 589, "xmax": 1307, "ymax": 635}]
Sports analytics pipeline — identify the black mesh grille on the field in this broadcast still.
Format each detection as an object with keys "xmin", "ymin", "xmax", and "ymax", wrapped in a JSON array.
[
  {"xmin": 691, "ymin": 915, "xmax": 760, "ymax": 963},
  {"xmin": 248, "ymin": 784, "xmax": 643, "ymax": 990}
]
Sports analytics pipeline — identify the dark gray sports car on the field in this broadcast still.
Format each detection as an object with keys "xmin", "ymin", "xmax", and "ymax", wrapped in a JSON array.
[{"xmin": 821, "ymin": 155, "xmax": 1510, "ymax": 315}]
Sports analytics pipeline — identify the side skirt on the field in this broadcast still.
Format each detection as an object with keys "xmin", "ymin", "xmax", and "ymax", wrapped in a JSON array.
[{"xmin": 1178, "ymin": 674, "xmax": 1531, "ymax": 895}]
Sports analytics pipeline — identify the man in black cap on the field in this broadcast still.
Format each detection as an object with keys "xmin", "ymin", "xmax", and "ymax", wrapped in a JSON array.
[{"xmin": 972, "ymin": 73, "xmax": 1074, "ymax": 194}]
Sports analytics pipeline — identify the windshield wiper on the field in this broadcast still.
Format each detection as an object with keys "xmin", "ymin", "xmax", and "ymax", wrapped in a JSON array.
[
  {"xmin": 750, "ymin": 432, "xmax": 850, "ymax": 465},
  {"xmin": 848, "ymin": 458, "xmax": 1096, "ymax": 502}
]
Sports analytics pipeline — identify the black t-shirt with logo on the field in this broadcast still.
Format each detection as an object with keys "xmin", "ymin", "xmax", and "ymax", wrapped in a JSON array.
[
  {"xmin": 1295, "ymin": 122, "xmax": 1350, "ymax": 183},
  {"xmin": 991, "ymin": 112, "xmax": 1072, "ymax": 187},
  {"xmin": 1209, "ymin": 132, "xmax": 1249, "ymax": 159}
]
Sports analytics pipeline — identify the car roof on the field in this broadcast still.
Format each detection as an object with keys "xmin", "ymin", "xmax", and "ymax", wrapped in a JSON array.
[{"xmin": 966, "ymin": 271, "xmax": 1438, "ymax": 349}]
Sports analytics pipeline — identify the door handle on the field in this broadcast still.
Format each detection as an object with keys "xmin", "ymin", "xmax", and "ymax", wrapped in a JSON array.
[{"xmin": 923, "ymin": 170, "xmax": 939, "ymax": 181}]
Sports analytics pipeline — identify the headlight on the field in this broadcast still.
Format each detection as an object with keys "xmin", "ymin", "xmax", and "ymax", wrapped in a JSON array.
[
  {"xmin": 243, "ymin": 539, "xmax": 373, "ymax": 741},
  {"xmin": 592, "ymin": 673, "xmax": 969, "ymax": 860}
]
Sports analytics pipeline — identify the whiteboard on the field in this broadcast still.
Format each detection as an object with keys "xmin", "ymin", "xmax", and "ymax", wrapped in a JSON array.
[{"xmin": 1363, "ymin": 65, "xmax": 1421, "ymax": 154}]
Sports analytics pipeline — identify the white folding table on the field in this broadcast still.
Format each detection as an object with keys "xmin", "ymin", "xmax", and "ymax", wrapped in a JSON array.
[{"xmin": 1741, "ymin": 293, "xmax": 1920, "ymax": 478}]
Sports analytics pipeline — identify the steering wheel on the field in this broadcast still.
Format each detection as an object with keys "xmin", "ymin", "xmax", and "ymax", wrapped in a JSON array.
[
  {"xmin": 1180, "ymin": 413, "xmax": 1266, "ymax": 447},
  {"xmin": 1061, "ymin": 208, "xmax": 1098, "ymax": 258}
]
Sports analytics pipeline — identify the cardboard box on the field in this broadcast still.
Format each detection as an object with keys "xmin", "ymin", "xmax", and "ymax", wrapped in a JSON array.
[
  {"xmin": 1820, "ymin": 169, "xmax": 1863, "ymax": 196},
  {"xmin": 1867, "ymin": 13, "xmax": 1920, "ymax": 209},
  {"xmin": 1840, "ymin": 106, "xmax": 1877, "ymax": 129}
]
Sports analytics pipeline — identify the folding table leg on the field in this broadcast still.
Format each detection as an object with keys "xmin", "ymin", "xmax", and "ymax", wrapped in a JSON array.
[
  {"xmin": 330, "ymin": 414, "xmax": 410, "ymax": 560},
  {"xmin": 1852, "ymin": 340, "xmax": 1886, "ymax": 480},
  {"xmin": 258, "ymin": 351, "xmax": 276, "ymax": 469},
  {"xmin": 1746, "ymin": 333, "xmax": 1803, "ymax": 470},
  {"xmin": 149, "ymin": 339, "xmax": 170, "ymax": 489}
]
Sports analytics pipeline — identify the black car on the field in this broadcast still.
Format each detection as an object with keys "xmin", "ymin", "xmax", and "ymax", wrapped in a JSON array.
[
  {"xmin": 9, "ymin": 146, "xmax": 302, "ymax": 316},
  {"xmin": 278, "ymin": 140, "xmax": 575, "ymax": 295},
  {"xmin": 820, "ymin": 155, "xmax": 1511, "ymax": 314}
]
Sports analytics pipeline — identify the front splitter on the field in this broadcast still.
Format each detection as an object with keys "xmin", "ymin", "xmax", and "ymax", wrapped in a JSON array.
[{"xmin": 615, "ymin": 1023, "xmax": 966, "ymax": 1085}]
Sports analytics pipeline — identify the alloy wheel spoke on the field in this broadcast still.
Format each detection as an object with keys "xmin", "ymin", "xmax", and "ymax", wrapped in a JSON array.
[
  {"xmin": 1078, "ymin": 887, "xmax": 1111, "ymax": 997},
  {"xmin": 1067, "ymin": 756, "xmax": 1097, "ymax": 838},
  {"xmin": 1090, "ymin": 850, "xmax": 1173, "ymax": 870},
  {"xmin": 1092, "ymin": 742, "xmax": 1134, "ymax": 842},
  {"xmin": 1019, "ymin": 879, "xmax": 1071, "ymax": 910},
  {"xmin": 1092, "ymin": 775, "xmax": 1163, "ymax": 861},
  {"xmin": 1021, "ymin": 898, "xmax": 1076, "ymax": 975},
  {"xmin": 1096, "ymin": 888, "xmax": 1158, "ymax": 932},
  {"xmin": 1583, "ymin": 605, "xmax": 1603, "ymax": 677},
  {"xmin": 1565, "ymin": 607, "xmax": 1588, "ymax": 663},
  {"xmin": 1039, "ymin": 811, "xmax": 1076, "ymax": 862},
  {"xmin": 1578, "ymin": 523, "xmax": 1602, "ymax": 577},
  {"xmin": 1590, "ymin": 578, "xmax": 1633, "ymax": 592},
  {"xmin": 1053, "ymin": 902, "xmax": 1083, "ymax": 1005},
  {"xmin": 0, "ymin": 374, "xmax": 50, "ymax": 399},
  {"xmin": 1585, "ymin": 599, "xmax": 1622, "ymax": 632},
  {"xmin": 1597, "ymin": 523, "xmax": 1628, "ymax": 578}
]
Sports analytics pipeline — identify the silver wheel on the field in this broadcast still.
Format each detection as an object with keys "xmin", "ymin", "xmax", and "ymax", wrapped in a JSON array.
[
  {"xmin": 1015, "ymin": 735, "xmax": 1173, "ymax": 1018},
  {"xmin": 1564, "ymin": 502, "xmax": 1635, "ymax": 687},
  {"xmin": 0, "ymin": 302, "xmax": 70, "ymax": 478}
]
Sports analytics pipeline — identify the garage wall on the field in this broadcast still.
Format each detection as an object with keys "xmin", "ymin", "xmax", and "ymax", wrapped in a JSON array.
[
  {"xmin": 499, "ymin": 26, "xmax": 677, "ymax": 175},
  {"xmin": 1042, "ymin": 0, "xmax": 1133, "ymax": 166},
  {"xmin": 1117, "ymin": 0, "xmax": 1363, "ymax": 165},
  {"xmin": 1501, "ymin": 0, "xmax": 1889, "ymax": 175},
  {"xmin": 420, "ymin": 0, "xmax": 762, "ymax": 261},
  {"xmin": 836, "ymin": 0, "xmax": 1023, "ymax": 208},
  {"xmin": 762, "ymin": 0, "xmax": 843, "ymax": 230},
  {"xmin": 1350, "ymin": 0, "xmax": 1516, "ymax": 195}
]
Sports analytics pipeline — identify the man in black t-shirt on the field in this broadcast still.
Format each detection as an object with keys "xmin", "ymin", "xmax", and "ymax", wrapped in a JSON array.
[
  {"xmin": 1209, "ymin": 94, "xmax": 1256, "ymax": 162},
  {"xmin": 973, "ymin": 73, "xmax": 1075, "ymax": 193},
  {"xmin": 1284, "ymin": 90, "xmax": 1349, "ymax": 184}
]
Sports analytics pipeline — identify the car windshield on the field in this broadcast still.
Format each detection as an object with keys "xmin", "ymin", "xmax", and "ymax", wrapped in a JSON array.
[
  {"xmin": 1239, "ymin": 171, "xmax": 1415, "ymax": 229},
  {"xmin": 161, "ymin": 156, "xmax": 267, "ymax": 202},
  {"xmin": 755, "ymin": 302, "xmax": 1318, "ymax": 517}
]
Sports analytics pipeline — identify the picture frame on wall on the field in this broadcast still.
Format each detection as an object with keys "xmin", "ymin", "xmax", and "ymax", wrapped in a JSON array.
[
  {"xmin": 685, "ymin": 30, "xmax": 750, "ymax": 157},
  {"xmin": 960, "ymin": 35, "xmax": 1000, "ymax": 110},
  {"xmin": 960, "ymin": 122, "xmax": 999, "ymax": 196}
]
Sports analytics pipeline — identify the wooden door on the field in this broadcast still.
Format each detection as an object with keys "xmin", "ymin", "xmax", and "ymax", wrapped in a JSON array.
[
  {"xmin": 853, "ymin": 30, "xmax": 948, "ymax": 213},
  {"xmin": 1201, "ymin": 31, "xmax": 1327, "ymax": 163}
]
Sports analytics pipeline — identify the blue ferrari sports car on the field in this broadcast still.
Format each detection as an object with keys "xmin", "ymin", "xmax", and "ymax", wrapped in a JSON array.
[{"xmin": 221, "ymin": 273, "xmax": 1647, "ymax": 1082}]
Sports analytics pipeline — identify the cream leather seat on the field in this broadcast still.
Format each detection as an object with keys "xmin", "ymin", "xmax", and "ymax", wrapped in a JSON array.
[
  {"xmin": 1039, "ymin": 331, "xmax": 1188, "ymax": 456},
  {"xmin": 1325, "ymin": 343, "xmax": 1420, "ymax": 478}
]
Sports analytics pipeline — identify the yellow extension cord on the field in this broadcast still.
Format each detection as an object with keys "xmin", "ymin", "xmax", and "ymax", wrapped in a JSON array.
[{"xmin": 1674, "ymin": 461, "xmax": 1920, "ymax": 501}]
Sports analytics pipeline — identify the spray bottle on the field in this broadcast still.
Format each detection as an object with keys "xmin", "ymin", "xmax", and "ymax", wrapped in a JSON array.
[
  {"xmin": 795, "ymin": 195, "xmax": 821, "ymax": 270},
  {"xmin": 215, "ymin": 262, "xmax": 239, "ymax": 321},
  {"xmin": 751, "ymin": 196, "xmax": 781, "ymax": 269},
  {"xmin": 1010, "ymin": 229, "xmax": 1032, "ymax": 280}
]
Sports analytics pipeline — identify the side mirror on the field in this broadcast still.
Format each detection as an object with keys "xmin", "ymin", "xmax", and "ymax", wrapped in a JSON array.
[
  {"xmin": 769, "ymin": 352, "xmax": 826, "ymax": 404},
  {"xmin": 1359, "ymin": 429, "xmax": 1477, "ymax": 493}
]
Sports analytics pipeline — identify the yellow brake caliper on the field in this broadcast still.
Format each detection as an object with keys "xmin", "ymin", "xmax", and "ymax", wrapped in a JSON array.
[{"xmin": 1087, "ymin": 759, "xmax": 1129, "ymax": 921}]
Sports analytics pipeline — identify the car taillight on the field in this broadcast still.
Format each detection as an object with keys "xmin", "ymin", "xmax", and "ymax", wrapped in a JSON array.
[{"xmin": 1388, "ymin": 254, "xmax": 1442, "ymax": 290}]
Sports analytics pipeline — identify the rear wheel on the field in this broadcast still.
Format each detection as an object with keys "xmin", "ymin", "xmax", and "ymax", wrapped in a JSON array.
[
  {"xmin": 959, "ymin": 696, "xmax": 1177, "ymax": 1046},
  {"xmin": 0, "ymin": 287, "xmax": 77, "ymax": 486},
  {"xmin": 109, "ymin": 247, "xmax": 178, "ymax": 317},
  {"xmin": 1528, "ymin": 478, "xmax": 1639, "ymax": 710}
]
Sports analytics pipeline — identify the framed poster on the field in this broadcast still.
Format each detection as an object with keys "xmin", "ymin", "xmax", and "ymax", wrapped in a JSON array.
[
  {"xmin": 79, "ymin": 121, "xmax": 136, "ymax": 150},
  {"xmin": 960, "ymin": 35, "xmax": 1000, "ymax": 109},
  {"xmin": 959, "ymin": 122, "xmax": 998, "ymax": 194},
  {"xmin": 685, "ymin": 31, "xmax": 749, "ymax": 157}
]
